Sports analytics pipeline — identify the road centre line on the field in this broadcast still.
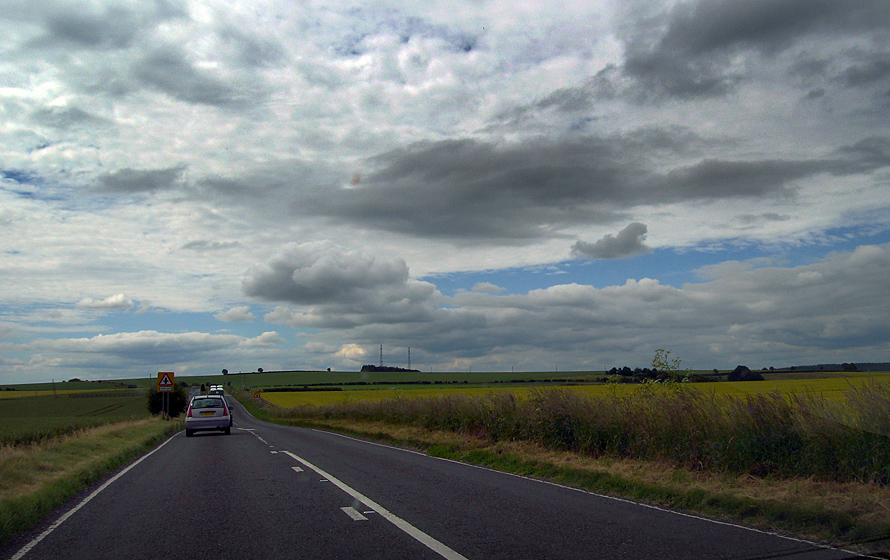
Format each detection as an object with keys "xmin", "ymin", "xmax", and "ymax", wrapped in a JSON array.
[
  {"xmin": 10, "ymin": 433, "xmax": 178, "ymax": 560},
  {"xmin": 283, "ymin": 451, "xmax": 469, "ymax": 560}
]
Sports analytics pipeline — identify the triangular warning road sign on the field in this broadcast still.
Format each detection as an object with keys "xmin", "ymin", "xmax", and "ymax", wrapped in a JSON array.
[{"xmin": 157, "ymin": 371, "xmax": 175, "ymax": 392}]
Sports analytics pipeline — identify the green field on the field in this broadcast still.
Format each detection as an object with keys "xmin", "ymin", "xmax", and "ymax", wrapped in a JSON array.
[{"xmin": 0, "ymin": 391, "xmax": 150, "ymax": 446}]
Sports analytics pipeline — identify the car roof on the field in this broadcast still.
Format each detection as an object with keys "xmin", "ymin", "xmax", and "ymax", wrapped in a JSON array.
[{"xmin": 191, "ymin": 395, "xmax": 225, "ymax": 402}]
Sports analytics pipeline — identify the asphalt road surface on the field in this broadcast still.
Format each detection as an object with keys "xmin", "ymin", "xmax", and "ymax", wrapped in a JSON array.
[{"xmin": 3, "ymin": 395, "xmax": 873, "ymax": 560}]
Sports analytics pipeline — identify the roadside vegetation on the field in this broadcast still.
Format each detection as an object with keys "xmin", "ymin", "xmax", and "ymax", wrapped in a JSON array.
[
  {"xmin": 0, "ymin": 391, "xmax": 181, "ymax": 545},
  {"xmin": 239, "ymin": 377, "xmax": 890, "ymax": 551}
]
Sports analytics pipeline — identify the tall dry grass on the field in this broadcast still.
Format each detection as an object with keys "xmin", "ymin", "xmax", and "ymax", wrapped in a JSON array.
[{"xmin": 274, "ymin": 381, "xmax": 890, "ymax": 483}]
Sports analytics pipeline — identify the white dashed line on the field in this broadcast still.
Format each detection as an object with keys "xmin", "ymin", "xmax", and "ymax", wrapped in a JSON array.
[
  {"xmin": 284, "ymin": 451, "xmax": 468, "ymax": 560},
  {"xmin": 341, "ymin": 506, "xmax": 368, "ymax": 521}
]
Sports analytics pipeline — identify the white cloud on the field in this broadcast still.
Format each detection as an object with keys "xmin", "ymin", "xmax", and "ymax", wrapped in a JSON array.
[
  {"xmin": 215, "ymin": 306, "xmax": 255, "ymax": 322},
  {"xmin": 75, "ymin": 294, "xmax": 134, "ymax": 310},
  {"xmin": 471, "ymin": 282, "xmax": 505, "ymax": 293}
]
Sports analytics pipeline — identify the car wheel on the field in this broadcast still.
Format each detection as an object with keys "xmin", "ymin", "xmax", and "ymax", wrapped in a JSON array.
[
  {"xmin": 186, "ymin": 429, "xmax": 193, "ymax": 437},
  {"xmin": 224, "ymin": 427, "xmax": 231, "ymax": 435}
]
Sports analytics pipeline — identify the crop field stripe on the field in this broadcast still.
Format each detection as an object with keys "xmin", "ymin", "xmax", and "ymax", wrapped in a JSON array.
[{"xmin": 283, "ymin": 450, "xmax": 469, "ymax": 560}]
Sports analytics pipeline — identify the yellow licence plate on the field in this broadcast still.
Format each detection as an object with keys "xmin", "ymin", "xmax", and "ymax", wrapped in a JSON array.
[{"xmin": 200, "ymin": 411, "xmax": 215, "ymax": 416}]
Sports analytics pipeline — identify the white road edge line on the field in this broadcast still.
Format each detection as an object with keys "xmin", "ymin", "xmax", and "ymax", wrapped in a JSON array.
[
  {"xmin": 10, "ymin": 432, "xmax": 179, "ymax": 560},
  {"xmin": 283, "ymin": 451, "xmax": 469, "ymax": 560}
]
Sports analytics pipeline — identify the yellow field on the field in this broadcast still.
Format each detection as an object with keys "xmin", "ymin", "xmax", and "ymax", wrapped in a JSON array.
[{"xmin": 261, "ymin": 371, "xmax": 890, "ymax": 408}]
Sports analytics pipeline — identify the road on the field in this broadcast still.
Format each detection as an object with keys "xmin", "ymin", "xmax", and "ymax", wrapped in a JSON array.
[{"xmin": 3, "ymin": 395, "xmax": 871, "ymax": 560}]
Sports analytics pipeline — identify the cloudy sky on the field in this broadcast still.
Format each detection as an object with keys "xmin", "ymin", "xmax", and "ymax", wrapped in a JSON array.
[{"xmin": 2, "ymin": 0, "xmax": 890, "ymax": 383}]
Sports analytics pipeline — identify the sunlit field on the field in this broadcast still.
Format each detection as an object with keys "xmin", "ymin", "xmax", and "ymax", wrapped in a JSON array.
[
  {"xmin": 256, "ymin": 371, "xmax": 890, "ymax": 485},
  {"xmin": 261, "ymin": 371, "xmax": 890, "ymax": 407}
]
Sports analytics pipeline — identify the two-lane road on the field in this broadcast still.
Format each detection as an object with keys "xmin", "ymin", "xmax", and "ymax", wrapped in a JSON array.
[{"xmin": 4, "ymin": 395, "xmax": 870, "ymax": 559}]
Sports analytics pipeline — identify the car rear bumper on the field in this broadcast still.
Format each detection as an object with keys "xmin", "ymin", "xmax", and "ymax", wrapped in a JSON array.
[{"xmin": 185, "ymin": 417, "xmax": 232, "ymax": 431}]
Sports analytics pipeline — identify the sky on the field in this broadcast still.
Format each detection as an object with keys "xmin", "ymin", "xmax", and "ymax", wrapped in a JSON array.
[{"xmin": 2, "ymin": 0, "xmax": 890, "ymax": 383}]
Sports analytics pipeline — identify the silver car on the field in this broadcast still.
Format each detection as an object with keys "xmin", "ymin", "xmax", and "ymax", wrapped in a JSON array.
[{"xmin": 185, "ymin": 395, "xmax": 232, "ymax": 436}]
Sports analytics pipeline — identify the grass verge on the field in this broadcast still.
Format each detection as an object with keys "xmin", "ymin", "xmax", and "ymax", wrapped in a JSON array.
[{"xmin": 0, "ymin": 417, "xmax": 182, "ymax": 546}]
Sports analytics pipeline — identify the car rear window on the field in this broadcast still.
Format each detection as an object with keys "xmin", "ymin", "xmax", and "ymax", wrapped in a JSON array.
[{"xmin": 192, "ymin": 398, "xmax": 224, "ymax": 409}]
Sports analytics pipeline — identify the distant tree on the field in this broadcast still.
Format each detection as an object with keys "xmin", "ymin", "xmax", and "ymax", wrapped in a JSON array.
[
  {"xmin": 257, "ymin": 367, "xmax": 264, "ymax": 373},
  {"xmin": 222, "ymin": 368, "xmax": 229, "ymax": 375},
  {"xmin": 727, "ymin": 365, "xmax": 748, "ymax": 381},
  {"xmin": 728, "ymin": 365, "xmax": 764, "ymax": 382},
  {"xmin": 651, "ymin": 348, "xmax": 690, "ymax": 381}
]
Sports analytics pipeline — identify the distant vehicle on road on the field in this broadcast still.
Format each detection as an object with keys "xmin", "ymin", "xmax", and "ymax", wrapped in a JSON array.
[
  {"xmin": 209, "ymin": 385, "xmax": 224, "ymax": 396},
  {"xmin": 185, "ymin": 395, "xmax": 232, "ymax": 437}
]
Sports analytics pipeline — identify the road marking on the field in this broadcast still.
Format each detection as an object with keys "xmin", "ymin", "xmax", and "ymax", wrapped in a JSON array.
[
  {"xmin": 291, "ymin": 466, "xmax": 304, "ymax": 473},
  {"xmin": 10, "ymin": 433, "xmax": 178, "ymax": 560},
  {"xmin": 283, "ymin": 451, "xmax": 469, "ymax": 560},
  {"xmin": 311, "ymin": 428, "xmax": 875, "ymax": 559},
  {"xmin": 341, "ymin": 506, "xmax": 368, "ymax": 521}
]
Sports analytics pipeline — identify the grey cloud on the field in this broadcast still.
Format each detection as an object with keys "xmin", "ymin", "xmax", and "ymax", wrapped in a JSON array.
[
  {"xmin": 657, "ymin": 0, "xmax": 890, "ymax": 56},
  {"xmin": 294, "ymin": 133, "xmax": 890, "ymax": 243},
  {"xmin": 217, "ymin": 26, "xmax": 287, "ymax": 67},
  {"xmin": 832, "ymin": 137, "xmax": 890, "ymax": 173},
  {"xmin": 572, "ymin": 223, "xmax": 651, "ymax": 260},
  {"xmin": 133, "ymin": 49, "xmax": 246, "ymax": 107},
  {"xmin": 181, "ymin": 240, "xmax": 241, "ymax": 252},
  {"xmin": 620, "ymin": 0, "xmax": 890, "ymax": 100},
  {"xmin": 244, "ymin": 241, "xmax": 416, "ymax": 305},
  {"xmin": 245, "ymin": 242, "xmax": 441, "ymax": 329},
  {"xmin": 303, "ymin": 138, "xmax": 633, "ymax": 242},
  {"xmin": 97, "ymin": 166, "xmax": 185, "ymax": 193},
  {"xmin": 40, "ymin": 330, "xmax": 279, "ymax": 363},
  {"xmin": 658, "ymin": 159, "xmax": 815, "ymax": 200},
  {"xmin": 31, "ymin": 106, "xmax": 111, "ymax": 130},
  {"xmin": 21, "ymin": 1, "xmax": 185, "ymax": 51},
  {"xmin": 45, "ymin": 9, "xmax": 141, "ymax": 50},
  {"xmin": 839, "ymin": 57, "xmax": 890, "ymax": 87}
]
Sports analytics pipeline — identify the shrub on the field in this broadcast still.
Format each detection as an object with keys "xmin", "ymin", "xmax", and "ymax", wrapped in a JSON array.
[{"xmin": 146, "ymin": 386, "xmax": 188, "ymax": 417}]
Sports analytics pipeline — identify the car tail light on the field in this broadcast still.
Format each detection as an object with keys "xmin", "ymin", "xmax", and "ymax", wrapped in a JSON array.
[
  {"xmin": 222, "ymin": 405, "xmax": 228, "ymax": 417},
  {"xmin": 186, "ymin": 406, "xmax": 193, "ymax": 417}
]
